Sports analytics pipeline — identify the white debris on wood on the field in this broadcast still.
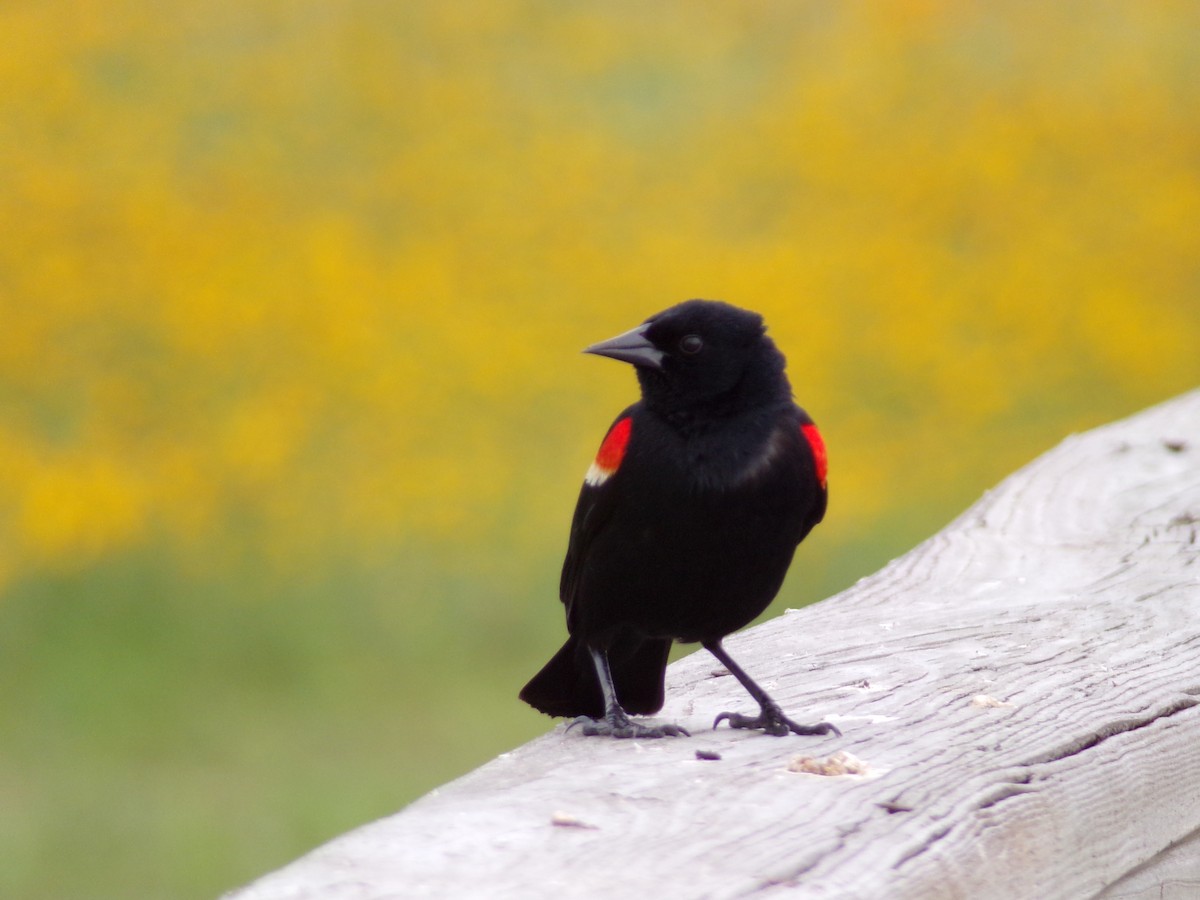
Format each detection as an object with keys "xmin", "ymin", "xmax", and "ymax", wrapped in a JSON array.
[{"xmin": 787, "ymin": 750, "xmax": 874, "ymax": 777}]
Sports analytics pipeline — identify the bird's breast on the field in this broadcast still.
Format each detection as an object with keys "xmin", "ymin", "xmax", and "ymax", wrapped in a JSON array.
[{"xmin": 675, "ymin": 418, "xmax": 795, "ymax": 492}]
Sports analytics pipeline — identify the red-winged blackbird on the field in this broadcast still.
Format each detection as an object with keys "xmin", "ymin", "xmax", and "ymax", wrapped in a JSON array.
[{"xmin": 520, "ymin": 300, "xmax": 838, "ymax": 739}]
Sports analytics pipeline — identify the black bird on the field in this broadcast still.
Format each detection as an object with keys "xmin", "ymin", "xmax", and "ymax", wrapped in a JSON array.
[{"xmin": 520, "ymin": 299, "xmax": 838, "ymax": 739}]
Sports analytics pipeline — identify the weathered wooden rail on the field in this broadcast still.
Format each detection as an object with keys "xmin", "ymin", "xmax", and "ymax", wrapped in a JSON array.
[{"xmin": 227, "ymin": 389, "xmax": 1200, "ymax": 899}]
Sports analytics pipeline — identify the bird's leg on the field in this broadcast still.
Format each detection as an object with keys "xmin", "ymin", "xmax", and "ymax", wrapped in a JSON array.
[
  {"xmin": 570, "ymin": 646, "xmax": 689, "ymax": 738},
  {"xmin": 705, "ymin": 639, "xmax": 840, "ymax": 737}
]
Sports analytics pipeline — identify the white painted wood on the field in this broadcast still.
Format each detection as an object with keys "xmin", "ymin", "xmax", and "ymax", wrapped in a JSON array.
[{"xmin": 225, "ymin": 390, "xmax": 1200, "ymax": 900}]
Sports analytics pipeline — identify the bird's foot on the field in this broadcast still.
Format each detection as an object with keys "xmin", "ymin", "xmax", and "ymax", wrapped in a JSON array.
[
  {"xmin": 569, "ymin": 710, "xmax": 689, "ymax": 739},
  {"xmin": 713, "ymin": 703, "xmax": 840, "ymax": 738}
]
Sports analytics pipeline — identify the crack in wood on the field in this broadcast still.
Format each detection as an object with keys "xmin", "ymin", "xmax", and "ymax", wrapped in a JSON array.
[
  {"xmin": 975, "ymin": 773, "xmax": 1036, "ymax": 811},
  {"xmin": 891, "ymin": 824, "xmax": 953, "ymax": 870},
  {"xmin": 1019, "ymin": 695, "xmax": 1200, "ymax": 767},
  {"xmin": 889, "ymin": 699, "xmax": 1200, "ymax": 878}
]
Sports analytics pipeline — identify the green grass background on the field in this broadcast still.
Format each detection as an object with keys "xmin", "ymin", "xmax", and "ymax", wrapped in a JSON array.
[{"xmin": 2, "ymin": 3, "xmax": 1198, "ymax": 897}]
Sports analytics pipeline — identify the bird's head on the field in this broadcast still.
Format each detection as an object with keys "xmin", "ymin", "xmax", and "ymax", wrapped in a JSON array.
[{"xmin": 584, "ymin": 299, "xmax": 791, "ymax": 416}]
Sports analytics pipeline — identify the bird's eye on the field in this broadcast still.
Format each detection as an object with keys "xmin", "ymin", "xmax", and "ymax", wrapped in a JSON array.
[{"xmin": 679, "ymin": 334, "xmax": 703, "ymax": 355}]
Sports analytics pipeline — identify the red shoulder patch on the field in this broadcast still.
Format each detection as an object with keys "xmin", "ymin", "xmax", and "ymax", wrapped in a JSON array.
[
  {"xmin": 801, "ymin": 422, "xmax": 827, "ymax": 489},
  {"xmin": 585, "ymin": 417, "xmax": 632, "ymax": 486}
]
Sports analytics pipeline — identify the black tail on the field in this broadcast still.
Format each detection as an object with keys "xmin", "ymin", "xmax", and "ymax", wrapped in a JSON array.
[{"xmin": 519, "ymin": 633, "xmax": 671, "ymax": 719}]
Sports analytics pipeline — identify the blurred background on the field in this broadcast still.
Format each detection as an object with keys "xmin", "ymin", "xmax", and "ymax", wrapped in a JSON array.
[{"xmin": 2, "ymin": 2, "xmax": 1198, "ymax": 897}]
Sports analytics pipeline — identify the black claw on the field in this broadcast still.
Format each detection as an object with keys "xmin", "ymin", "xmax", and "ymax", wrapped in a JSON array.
[
  {"xmin": 789, "ymin": 718, "xmax": 841, "ymax": 738},
  {"xmin": 713, "ymin": 707, "xmax": 840, "ymax": 738},
  {"xmin": 570, "ymin": 714, "xmax": 689, "ymax": 739},
  {"xmin": 712, "ymin": 711, "xmax": 737, "ymax": 730}
]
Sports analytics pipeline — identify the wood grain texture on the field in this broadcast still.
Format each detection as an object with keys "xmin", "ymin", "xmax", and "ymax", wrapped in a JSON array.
[{"xmin": 226, "ymin": 389, "xmax": 1200, "ymax": 900}]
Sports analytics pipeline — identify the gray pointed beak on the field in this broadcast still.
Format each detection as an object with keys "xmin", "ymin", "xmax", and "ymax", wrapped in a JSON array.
[{"xmin": 583, "ymin": 323, "xmax": 664, "ymax": 370}]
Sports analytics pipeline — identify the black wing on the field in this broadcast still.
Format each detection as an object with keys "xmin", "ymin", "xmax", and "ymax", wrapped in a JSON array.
[{"xmin": 559, "ymin": 403, "xmax": 639, "ymax": 631}]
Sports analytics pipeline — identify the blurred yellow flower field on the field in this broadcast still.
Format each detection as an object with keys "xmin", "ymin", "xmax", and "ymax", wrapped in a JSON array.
[{"xmin": 1, "ymin": 2, "xmax": 1197, "ymax": 897}]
